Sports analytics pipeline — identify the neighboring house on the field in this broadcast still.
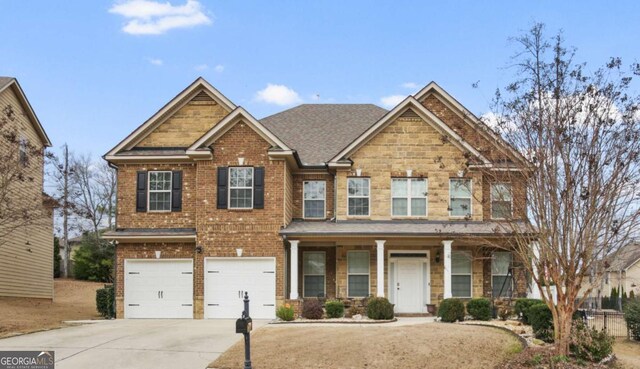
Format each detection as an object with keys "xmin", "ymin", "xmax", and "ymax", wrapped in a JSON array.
[
  {"xmin": 104, "ymin": 77, "xmax": 530, "ymax": 319},
  {"xmin": 0, "ymin": 77, "xmax": 54, "ymax": 299}
]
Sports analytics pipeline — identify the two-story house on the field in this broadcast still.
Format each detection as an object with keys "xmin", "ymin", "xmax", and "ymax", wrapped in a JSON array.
[{"xmin": 104, "ymin": 77, "xmax": 529, "ymax": 319}]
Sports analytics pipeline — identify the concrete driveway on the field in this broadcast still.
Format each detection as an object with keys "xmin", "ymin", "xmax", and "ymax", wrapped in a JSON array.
[{"xmin": 0, "ymin": 319, "xmax": 268, "ymax": 369}]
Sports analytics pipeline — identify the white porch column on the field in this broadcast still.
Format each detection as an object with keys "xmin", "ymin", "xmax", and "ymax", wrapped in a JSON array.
[
  {"xmin": 375, "ymin": 240, "xmax": 386, "ymax": 297},
  {"xmin": 442, "ymin": 240, "xmax": 453, "ymax": 299},
  {"xmin": 528, "ymin": 241, "xmax": 541, "ymax": 300},
  {"xmin": 290, "ymin": 240, "xmax": 299, "ymax": 300}
]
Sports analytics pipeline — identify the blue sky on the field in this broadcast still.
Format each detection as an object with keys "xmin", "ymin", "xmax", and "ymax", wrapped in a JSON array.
[{"xmin": 1, "ymin": 1, "xmax": 638, "ymax": 159}]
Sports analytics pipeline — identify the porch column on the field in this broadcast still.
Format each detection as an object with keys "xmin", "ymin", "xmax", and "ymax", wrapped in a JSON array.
[
  {"xmin": 290, "ymin": 240, "xmax": 299, "ymax": 300},
  {"xmin": 528, "ymin": 241, "xmax": 541, "ymax": 299},
  {"xmin": 375, "ymin": 240, "xmax": 385, "ymax": 297},
  {"xmin": 442, "ymin": 240, "xmax": 453, "ymax": 299}
]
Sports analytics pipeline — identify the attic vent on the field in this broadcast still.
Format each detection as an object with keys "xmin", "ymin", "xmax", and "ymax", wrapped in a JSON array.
[
  {"xmin": 192, "ymin": 90, "xmax": 214, "ymax": 102},
  {"xmin": 401, "ymin": 108, "xmax": 420, "ymax": 118}
]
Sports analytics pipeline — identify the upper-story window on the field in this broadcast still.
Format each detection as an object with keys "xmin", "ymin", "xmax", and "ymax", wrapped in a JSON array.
[
  {"xmin": 18, "ymin": 136, "xmax": 28, "ymax": 166},
  {"xmin": 148, "ymin": 171, "xmax": 172, "ymax": 211},
  {"xmin": 229, "ymin": 167, "xmax": 253, "ymax": 209},
  {"xmin": 491, "ymin": 183, "xmax": 513, "ymax": 219},
  {"xmin": 303, "ymin": 181, "xmax": 326, "ymax": 219},
  {"xmin": 347, "ymin": 177, "xmax": 370, "ymax": 216},
  {"xmin": 392, "ymin": 178, "xmax": 427, "ymax": 217},
  {"xmin": 449, "ymin": 178, "xmax": 472, "ymax": 217}
]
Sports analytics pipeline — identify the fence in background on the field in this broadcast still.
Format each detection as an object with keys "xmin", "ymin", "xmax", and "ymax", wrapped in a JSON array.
[{"xmin": 581, "ymin": 310, "xmax": 628, "ymax": 338}]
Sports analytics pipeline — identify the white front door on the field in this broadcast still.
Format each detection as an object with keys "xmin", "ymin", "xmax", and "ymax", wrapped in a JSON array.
[
  {"xmin": 124, "ymin": 259, "xmax": 194, "ymax": 319},
  {"xmin": 205, "ymin": 258, "xmax": 276, "ymax": 319},
  {"xmin": 395, "ymin": 258, "xmax": 424, "ymax": 313}
]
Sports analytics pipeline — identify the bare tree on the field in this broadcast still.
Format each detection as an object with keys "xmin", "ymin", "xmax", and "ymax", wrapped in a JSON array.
[
  {"xmin": 95, "ymin": 160, "xmax": 117, "ymax": 230},
  {"xmin": 479, "ymin": 24, "xmax": 640, "ymax": 354}
]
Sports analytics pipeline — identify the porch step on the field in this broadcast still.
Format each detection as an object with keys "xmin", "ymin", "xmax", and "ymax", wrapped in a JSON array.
[{"xmin": 395, "ymin": 313, "xmax": 433, "ymax": 317}]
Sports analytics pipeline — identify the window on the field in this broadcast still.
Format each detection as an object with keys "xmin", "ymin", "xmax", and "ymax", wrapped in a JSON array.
[
  {"xmin": 303, "ymin": 181, "xmax": 326, "ymax": 219},
  {"xmin": 229, "ymin": 167, "xmax": 253, "ymax": 209},
  {"xmin": 303, "ymin": 252, "xmax": 325, "ymax": 298},
  {"xmin": 347, "ymin": 178, "xmax": 370, "ymax": 216},
  {"xmin": 18, "ymin": 137, "xmax": 28, "ymax": 166},
  {"xmin": 450, "ymin": 179, "xmax": 472, "ymax": 217},
  {"xmin": 451, "ymin": 250, "xmax": 472, "ymax": 297},
  {"xmin": 148, "ymin": 171, "xmax": 172, "ymax": 211},
  {"xmin": 392, "ymin": 178, "xmax": 427, "ymax": 216},
  {"xmin": 347, "ymin": 251, "xmax": 369, "ymax": 297},
  {"xmin": 491, "ymin": 183, "xmax": 513, "ymax": 219},
  {"xmin": 492, "ymin": 252, "xmax": 513, "ymax": 298}
]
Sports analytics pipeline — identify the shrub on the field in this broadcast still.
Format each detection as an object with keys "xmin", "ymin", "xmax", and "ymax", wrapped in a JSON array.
[
  {"xmin": 325, "ymin": 300, "xmax": 345, "ymax": 318},
  {"xmin": 276, "ymin": 303, "xmax": 295, "ymax": 321},
  {"xmin": 346, "ymin": 305, "xmax": 364, "ymax": 318},
  {"xmin": 528, "ymin": 303, "xmax": 554, "ymax": 342},
  {"xmin": 53, "ymin": 237, "xmax": 61, "ymax": 278},
  {"xmin": 438, "ymin": 298, "xmax": 465, "ymax": 323},
  {"xmin": 624, "ymin": 298, "xmax": 640, "ymax": 341},
  {"xmin": 570, "ymin": 320, "xmax": 614, "ymax": 362},
  {"xmin": 73, "ymin": 233, "xmax": 114, "ymax": 282},
  {"xmin": 366, "ymin": 297, "xmax": 394, "ymax": 320},
  {"xmin": 498, "ymin": 305, "xmax": 513, "ymax": 321},
  {"xmin": 514, "ymin": 298, "xmax": 543, "ymax": 324},
  {"xmin": 96, "ymin": 284, "xmax": 115, "ymax": 318},
  {"xmin": 466, "ymin": 298, "xmax": 491, "ymax": 321},
  {"xmin": 302, "ymin": 299, "xmax": 324, "ymax": 319}
]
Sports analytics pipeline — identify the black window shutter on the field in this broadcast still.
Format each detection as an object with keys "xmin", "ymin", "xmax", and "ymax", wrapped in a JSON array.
[
  {"xmin": 171, "ymin": 171, "xmax": 182, "ymax": 212},
  {"xmin": 254, "ymin": 167, "xmax": 265, "ymax": 209},
  {"xmin": 217, "ymin": 167, "xmax": 228, "ymax": 209},
  {"xmin": 136, "ymin": 171, "xmax": 147, "ymax": 212}
]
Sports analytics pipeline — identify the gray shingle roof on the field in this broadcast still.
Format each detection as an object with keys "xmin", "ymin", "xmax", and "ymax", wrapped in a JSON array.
[
  {"xmin": 260, "ymin": 104, "xmax": 388, "ymax": 165},
  {"xmin": 608, "ymin": 242, "xmax": 640, "ymax": 271},
  {"xmin": 0, "ymin": 77, "xmax": 14, "ymax": 90},
  {"xmin": 280, "ymin": 220, "xmax": 526, "ymax": 237}
]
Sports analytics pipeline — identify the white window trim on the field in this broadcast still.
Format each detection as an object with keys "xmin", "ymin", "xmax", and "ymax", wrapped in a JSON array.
[
  {"xmin": 490, "ymin": 183, "xmax": 513, "ymax": 220},
  {"xmin": 228, "ymin": 167, "xmax": 254, "ymax": 210},
  {"xmin": 302, "ymin": 251, "xmax": 326, "ymax": 298},
  {"xmin": 449, "ymin": 178, "xmax": 473, "ymax": 218},
  {"xmin": 391, "ymin": 178, "xmax": 428, "ymax": 218},
  {"xmin": 491, "ymin": 251, "xmax": 513, "ymax": 297},
  {"xmin": 347, "ymin": 250, "xmax": 370, "ymax": 298},
  {"xmin": 347, "ymin": 177, "xmax": 370, "ymax": 217},
  {"xmin": 451, "ymin": 250, "xmax": 473, "ymax": 298},
  {"xmin": 303, "ymin": 181, "xmax": 326, "ymax": 219},
  {"xmin": 148, "ymin": 171, "xmax": 172, "ymax": 212}
]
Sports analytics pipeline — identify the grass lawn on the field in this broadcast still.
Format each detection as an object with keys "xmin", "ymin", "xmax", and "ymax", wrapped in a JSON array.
[
  {"xmin": 209, "ymin": 323, "xmax": 522, "ymax": 369},
  {"xmin": 0, "ymin": 278, "xmax": 104, "ymax": 338}
]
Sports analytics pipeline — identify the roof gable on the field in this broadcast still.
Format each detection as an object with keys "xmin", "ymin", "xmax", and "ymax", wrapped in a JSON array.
[
  {"xmin": 0, "ymin": 77, "xmax": 51, "ymax": 147},
  {"xmin": 105, "ymin": 77, "xmax": 236, "ymax": 159}
]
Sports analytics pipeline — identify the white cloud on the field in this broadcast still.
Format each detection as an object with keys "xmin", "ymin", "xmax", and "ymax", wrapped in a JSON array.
[
  {"xmin": 214, "ymin": 64, "xmax": 224, "ymax": 73},
  {"xmin": 255, "ymin": 84, "xmax": 302, "ymax": 106},
  {"xmin": 380, "ymin": 95, "xmax": 406, "ymax": 108},
  {"xmin": 148, "ymin": 58, "xmax": 163, "ymax": 66},
  {"xmin": 401, "ymin": 82, "xmax": 419, "ymax": 89},
  {"xmin": 109, "ymin": 0, "xmax": 212, "ymax": 35},
  {"xmin": 194, "ymin": 64, "xmax": 208, "ymax": 71}
]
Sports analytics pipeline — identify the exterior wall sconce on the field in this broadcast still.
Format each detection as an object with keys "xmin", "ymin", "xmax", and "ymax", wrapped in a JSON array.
[
  {"xmin": 236, "ymin": 248, "xmax": 243, "ymax": 257},
  {"xmin": 155, "ymin": 250, "xmax": 161, "ymax": 259},
  {"xmin": 435, "ymin": 250, "xmax": 440, "ymax": 264},
  {"xmin": 195, "ymin": 245, "xmax": 203, "ymax": 253}
]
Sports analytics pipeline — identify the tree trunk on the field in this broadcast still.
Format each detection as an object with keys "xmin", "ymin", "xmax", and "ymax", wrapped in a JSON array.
[{"xmin": 555, "ymin": 307, "xmax": 574, "ymax": 355}]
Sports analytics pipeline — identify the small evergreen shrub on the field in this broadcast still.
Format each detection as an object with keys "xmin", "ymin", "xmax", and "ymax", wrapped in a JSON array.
[
  {"xmin": 514, "ymin": 298, "xmax": 543, "ymax": 324},
  {"xmin": 276, "ymin": 303, "xmax": 295, "ymax": 321},
  {"xmin": 528, "ymin": 303, "xmax": 554, "ymax": 342},
  {"xmin": 96, "ymin": 284, "xmax": 115, "ymax": 319},
  {"xmin": 624, "ymin": 298, "xmax": 640, "ymax": 341},
  {"xmin": 302, "ymin": 299, "xmax": 324, "ymax": 319},
  {"xmin": 438, "ymin": 298, "xmax": 465, "ymax": 322},
  {"xmin": 325, "ymin": 300, "xmax": 345, "ymax": 318},
  {"xmin": 466, "ymin": 298, "xmax": 491, "ymax": 321},
  {"xmin": 570, "ymin": 320, "xmax": 614, "ymax": 362},
  {"xmin": 366, "ymin": 297, "xmax": 394, "ymax": 320}
]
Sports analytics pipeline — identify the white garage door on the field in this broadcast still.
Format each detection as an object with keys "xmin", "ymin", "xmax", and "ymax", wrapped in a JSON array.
[
  {"xmin": 124, "ymin": 259, "xmax": 193, "ymax": 319},
  {"xmin": 205, "ymin": 258, "xmax": 276, "ymax": 319}
]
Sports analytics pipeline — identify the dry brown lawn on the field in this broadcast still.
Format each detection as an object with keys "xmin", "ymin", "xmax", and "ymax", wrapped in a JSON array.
[
  {"xmin": 613, "ymin": 339, "xmax": 640, "ymax": 369},
  {"xmin": 0, "ymin": 279, "xmax": 104, "ymax": 338},
  {"xmin": 210, "ymin": 323, "xmax": 522, "ymax": 369}
]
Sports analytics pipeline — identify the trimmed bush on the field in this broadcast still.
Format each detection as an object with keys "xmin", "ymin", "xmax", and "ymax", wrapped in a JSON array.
[
  {"xmin": 466, "ymin": 298, "xmax": 491, "ymax": 321},
  {"xmin": 570, "ymin": 320, "xmax": 614, "ymax": 362},
  {"xmin": 96, "ymin": 284, "xmax": 115, "ymax": 319},
  {"xmin": 302, "ymin": 299, "xmax": 324, "ymax": 319},
  {"xmin": 624, "ymin": 298, "xmax": 640, "ymax": 341},
  {"xmin": 514, "ymin": 298, "xmax": 543, "ymax": 324},
  {"xmin": 528, "ymin": 303, "xmax": 554, "ymax": 342},
  {"xmin": 276, "ymin": 303, "xmax": 295, "ymax": 321},
  {"xmin": 366, "ymin": 297, "xmax": 394, "ymax": 320},
  {"xmin": 325, "ymin": 300, "xmax": 345, "ymax": 318},
  {"xmin": 438, "ymin": 298, "xmax": 465, "ymax": 323}
]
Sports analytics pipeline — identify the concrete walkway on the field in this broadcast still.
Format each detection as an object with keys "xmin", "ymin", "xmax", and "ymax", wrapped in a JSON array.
[{"xmin": 0, "ymin": 319, "xmax": 268, "ymax": 369}]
